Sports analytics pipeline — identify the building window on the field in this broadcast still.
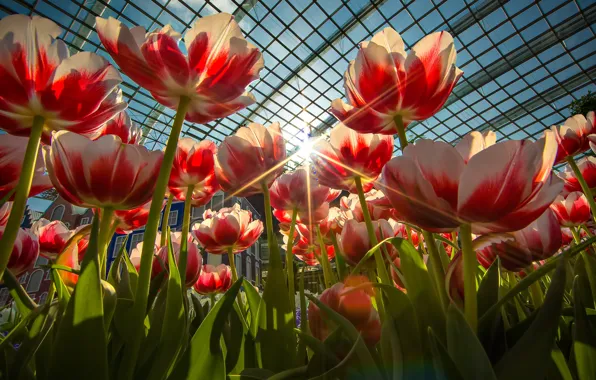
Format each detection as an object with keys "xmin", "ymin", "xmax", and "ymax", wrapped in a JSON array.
[
  {"xmin": 211, "ymin": 193, "xmax": 224, "ymax": 211},
  {"xmin": 236, "ymin": 254, "xmax": 243, "ymax": 277},
  {"xmin": 254, "ymin": 244, "xmax": 260, "ymax": 260},
  {"xmin": 19, "ymin": 273, "xmax": 28, "ymax": 284},
  {"xmin": 168, "ymin": 210, "xmax": 179, "ymax": 226},
  {"xmin": 80, "ymin": 217, "xmax": 90, "ymax": 226},
  {"xmin": 192, "ymin": 206, "xmax": 204, "ymax": 220},
  {"xmin": 45, "ymin": 269, "xmax": 51, "ymax": 280},
  {"xmin": 39, "ymin": 292, "xmax": 48, "ymax": 304},
  {"xmin": 113, "ymin": 235, "xmax": 126, "ymax": 254},
  {"xmin": 255, "ymin": 262, "xmax": 260, "ymax": 285},
  {"xmin": 130, "ymin": 234, "xmax": 143, "ymax": 251},
  {"xmin": 35, "ymin": 256, "xmax": 49, "ymax": 268},
  {"xmin": 50, "ymin": 205, "xmax": 65, "ymax": 221},
  {"xmin": 0, "ymin": 288, "xmax": 9, "ymax": 306},
  {"xmin": 27, "ymin": 269, "xmax": 44, "ymax": 293},
  {"xmin": 246, "ymin": 256, "xmax": 252, "ymax": 281}
]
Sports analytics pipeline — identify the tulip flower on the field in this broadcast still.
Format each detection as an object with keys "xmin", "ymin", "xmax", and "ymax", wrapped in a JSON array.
[
  {"xmin": 550, "ymin": 191, "xmax": 591, "ymax": 227},
  {"xmin": 0, "ymin": 202, "xmax": 11, "ymax": 227},
  {"xmin": 472, "ymin": 209, "xmax": 562, "ymax": 272},
  {"xmin": 445, "ymin": 251, "xmax": 464, "ymax": 304},
  {"xmin": 194, "ymin": 264, "xmax": 232, "ymax": 295},
  {"xmin": 0, "ymin": 227, "xmax": 39, "ymax": 276},
  {"xmin": 337, "ymin": 219, "xmax": 397, "ymax": 266},
  {"xmin": 130, "ymin": 234, "xmax": 163, "ymax": 275},
  {"xmin": 339, "ymin": 189, "xmax": 397, "ymax": 222},
  {"xmin": 44, "ymin": 131, "xmax": 163, "ymax": 210},
  {"xmin": 96, "ymin": 111, "xmax": 143, "ymax": 145},
  {"xmin": 550, "ymin": 111, "xmax": 595, "ymax": 164},
  {"xmin": 55, "ymin": 241, "xmax": 80, "ymax": 289},
  {"xmin": 112, "ymin": 199, "xmax": 166, "ymax": 234},
  {"xmin": 454, "ymin": 131, "xmax": 496, "ymax": 164},
  {"xmin": 155, "ymin": 232, "xmax": 203, "ymax": 287},
  {"xmin": 379, "ymin": 130, "xmax": 562, "ymax": 234},
  {"xmin": 168, "ymin": 138, "xmax": 220, "ymax": 206},
  {"xmin": 0, "ymin": 15, "xmax": 126, "ymax": 142},
  {"xmin": 308, "ymin": 279, "xmax": 381, "ymax": 347},
  {"xmin": 330, "ymin": 28, "xmax": 462, "ymax": 145},
  {"xmin": 559, "ymin": 156, "xmax": 596, "ymax": 194},
  {"xmin": 394, "ymin": 222, "xmax": 421, "ymax": 248},
  {"xmin": 310, "ymin": 123, "xmax": 393, "ymax": 193},
  {"xmin": 215, "ymin": 122, "xmax": 286, "ymax": 197},
  {"xmin": 0, "ymin": 135, "xmax": 52, "ymax": 201},
  {"xmin": 270, "ymin": 167, "xmax": 340, "ymax": 224},
  {"xmin": 282, "ymin": 225, "xmax": 336, "ymax": 265},
  {"xmin": 192, "ymin": 204, "xmax": 263, "ymax": 255},
  {"xmin": 95, "ymin": 13, "xmax": 263, "ymax": 124},
  {"xmin": 31, "ymin": 218, "xmax": 73, "ymax": 259}
]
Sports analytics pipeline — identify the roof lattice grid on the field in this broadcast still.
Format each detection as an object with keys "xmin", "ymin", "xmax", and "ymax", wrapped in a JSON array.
[{"xmin": 3, "ymin": 0, "xmax": 595, "ymax": 170}]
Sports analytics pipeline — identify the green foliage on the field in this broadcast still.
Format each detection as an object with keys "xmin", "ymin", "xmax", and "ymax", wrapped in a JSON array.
[{"xmin": 569, "ymin": 91, "xmax": 596, "ymax": 116}]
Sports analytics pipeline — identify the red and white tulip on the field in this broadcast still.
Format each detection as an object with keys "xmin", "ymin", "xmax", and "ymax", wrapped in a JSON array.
[
  {"xmin": 155, "ymin": 232, "xmax": 203, "ymax": 287},
  {"xmin": 1, "ymin": 227, "xmax": 39, "ymax": 276},
  {"xmin": 0, "ymin": 15, "xmax": 126, "ymax": 142},
  {"xmin": 0, "ymin": 202, "xmax": 11, "ymax": 227},
  {"xmin": 337, "ymin": 219, "xmax": 397, "ymax": 266},
  {"xmin": 44, "ymin": 131, "xmax": 163, "ymax": 210},
  {"xmin": 559, "ymin": 156, "xmax": 596, "ymax": 194},
  {"xmin": 112, "ymin": 199, "xmax": 166, "ymax": 234},
  {"xmin": 168, "ymin": 138, "xmax": 220, "ymax": 206},
  {"xmin": 95, "ymin": 13, "xmax": 263, "ymax": 123},
  {"xmin": 31, "ymin": 218, "xmax": 72, "ymax": 259},
  {"xmin": 192, "ymin": 204, "xmax": 263, "ymax": 255},
  {"xmin": 550, "ymin": 191, "xmax": 591, "ymax": 227},
  {"xmin": 550, "ymin": 111, "xmax": 595, "ymax": 164},
  {"xmin": 193, "ymin": 264, "xmax": 232, "ymax": 295},
  {"xmin": 339, "ymin": 189, "xmax": 396, "ymax": 222},
  {"xmin": 330, "ymin": 28, "xmax": 462, "ymax": 134},
  {"xmin": 215, "ymin": 122, "xmax": 286, "ymax": 197},
  {"xmin": 95, "ymin": 111, "xmax": 142, "ymax": 145},
  {"xmin": 281, "ymin": 224, "xmax": 335, "ymax": 266},
  {"xmin": 379, "ymin": 131, "xmax": 562, "ymax": 233},
  {"xmin": 311, "ymin": 123, "xmax": 393, "ymax": 193}
]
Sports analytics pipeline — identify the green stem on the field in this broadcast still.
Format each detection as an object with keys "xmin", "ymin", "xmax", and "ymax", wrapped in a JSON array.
[
  {"xmin": 228, "ymin": 247, "xmax": 245, "ymax": 312},
  {"xmin": 571, "ymin": 226, "xmax": 596, "ymax": 308},
  {"xmin": 330, "ymin": 232, "xmax": 346, "ymax": 281},
  {"xmin": 422, "ymin": 230, "xmax": 448, "ymax": 312},
  {"xmin": 523, "ymin": 264, "xmax": 543, "ymax": 308},
  {"xmin": 298, "ymin": 267, "xmax": 307, "ymax": 364},
  {"xmin": 161, "ymin": 193, "xmax": 174, "ymax": 247},
  {"xmin": 179, "ymin": 185, "xmax": 194, "ymax": 287},
  {"xmin": 261, "ymin": 183, "xmax": 282, "ymax": 269},
  {"xmin": 0, "ymin": 116, "xmax": 44, "ymax": 279},
  {"xmin": 567, "ymin": 156, "xmax": 596, "ymax": 222},
  {"xmin": 121, "ymin": 96, "xmax": 190, "ymax": 379},
  {"xmin": 98, "ymin": 208, "xmax": 114, "ymax": 279},
  {"xmin": 393, "ymin": 114, "xmax": 408, "ymax": 150},
  {"xmin": 354, "ymin": 177, "xmax": 391, "ymax": 286},
  {"xmin": 286, "ymin": 208, "xmax": 298, "ymax": 322},
  {"xmin": 316, "ymin": 226, "xmax": 333, "ymax": 288},
  {"xmin": 209, "ymin": 293, "xmax": 216, "ymax": 310},
  {"xmin": 460, "ymin": 223, "xmax": 478, "ymax": 332},
  {"xmin": 3, "ymin": 269, "xmax": 37, "ymax": 311}
]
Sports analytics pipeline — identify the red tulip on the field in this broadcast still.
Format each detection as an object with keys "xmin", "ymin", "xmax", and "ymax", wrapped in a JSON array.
[
  {"xmin": 311, "ymin": 123, "xmax": 393, "ymax": 193},
  {"xmin": 379, "ymin": 131, "xmax": 562, "ymax": 233},
  {"xmin": 44, "ymin": 131, "xmax": 163, "ymax": 210},
  {"xmin": 130, "ymin": 234, "xmax": 162, "ymax": 274},
  {"xmin": 192, "ymin": 204, "xmax": 263, "ymax": 254},
  {"xmin": 445, "ymin": 251, "xmax": 464, "ymax": 304},
  {"xmin": 1, "ymin": 227, "xmax": 39, "ymax": 276},
  {"xmin": 31, "ymin": 218, "xmax": 73, "ymax": 259},
  {"xmin": 473, "ymin": 209, "xmax": 562, "ymax": 272},
  {"xmin": 551, "ymin": 111, "xmax": 595, "ymax": 164},
  {"xmin": 339, "ymin": 189, "xmax": 397, "ymax": 222},
  {"xmin": 194, "ymin": 264, "xmax": 232, "ymax": 295},
  {"xmin": 74, "ymin": 226, "xmax": 90, "ymax": 262},
  {"xmin": 215, "ymin": 122, "xmax": 286, "ymax": 197},
  {"xmin": 330, "ymin": 28, "xmax": 462, "ymax": 134},
  {"xmin": 281, "ymin": 224, "xmax": 335, "ymax": 266},
  {"xmin": 168, "ymin": 138, "xmax": 220, "ymax": 206},
  {"xmin": 0, "ymin": 135, "xmax": 52, "ymax": 200},
  {"xmin": 561, "ymin": 227, "xmax": 574, "ymax": 246},
  {"xmin": 155, "ymin": 232, "xmax": 203, "ymax": 287},
  {"xmin": 0, "ymin": 15, "xmax": 125, "ymax": 142},
  {"xmin": 308, "ymin": 278, "xmax": 380, "ymax": 346},
  {"xmin": 95, "ymin": 13, "xmax": 263, "ymax": 124},
  {"xmin": 454, "ymin": 131, "xmax": 496, "ymax": 164},
  {"xmin": 95, "ymin": 111, "xmax": 142, "ymax": 145},
  {"xmin": 0, "ymin": 202, "xmax": 11, "ymax": 226},
  {"xmin": 559, "ymin": 156, "xmax": 596, "ymax": 194},
  {"xmin": 112, "ymin": 199, "xmax": 166, "ymax": 234},
  {"xmin": 55, "ymin": 242, "xmax": 79, "ymax": 289},
  {"xmin": 394, "ymin": 222, "xmax": 421, "ymax": 248},
  {"xmin": 550, "ymin": 191, "xmax": 591, "ymax": 227},
  {"xmin": 270, "ymin": 167, "xmax": 340, "ymax": 224},
  {"xmin": 337, "ymin": 219, "xmax": 397, "ymax": 266}
]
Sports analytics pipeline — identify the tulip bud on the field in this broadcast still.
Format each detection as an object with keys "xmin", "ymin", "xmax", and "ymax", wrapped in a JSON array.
[
  {"xmin": 1, "ymin": 227, "xmax": 39, "ymax": 276},
  {"xmin": 194, "ymin": 264, "xmax": 232, "ymax": 295},
  {"xmin": 550, "ymin": 191, "xmax": 591, "ymax": 227},
  {"xmin": 155, "ymin": 232, "xmax": 203, "ymax": 287},
  {"xmin": 31, "ymin": 218, "xmax": 73, "ymax": 259}
]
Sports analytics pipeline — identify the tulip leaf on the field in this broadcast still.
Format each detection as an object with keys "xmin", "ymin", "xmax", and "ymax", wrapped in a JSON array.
[
  {"xmin": 295, "ymin": 329, "xmax": 340, "ymax": 370},
  {"xmin": 551, "ymin": 344, "xmax": 573, "ymax": 380},
  {"xmin": 427, "ymin": 327, "xmax": 463, "ymax": 380},
  {"xmin": 478, "ymin": 258, "xmax": 501, "ymax": 318},
  {"xmin": 48, "ymin": 216, "xmax": 108, "ymax": 380},
  {"xmin": 380, "ymin": 318, "xmax": 403, "ymax": 380},
  {"xmin": 232, "ymin": 368, "xmax": 275, "ymax": 379},
  {"xmin": 146, "ymin": 235, "xmax": 186, "ymax": 380},
  {"xmin": 446, "ymin": 304, "xmax": 497, "ymax": 380},
  {"xmin": 243, "ymin": 278, "xmax": 262, "ymax": 338},
  {"xmin": 391, "ymin": 238, "xmax": 446, "ymax": 342},
  {"xmin": 573, "ymin": 275, "xmax": 596, "ymax": 380},
  {"xmin": 225, "ymin": 303, "xmax": 248, "ymax": 374},
  {"xmin": 101, "ymin": 280, "xmax": 117, "ymax": 332},
  {"xmin": 477, "ymin": 258, "xmax": 508, "ymax": 363},
  {"xmin": 305, "ymin": 327, "xmax": 345, "ymax": 377},
  {"xmin": 170, "ymin": 277, "xmax": 242, "ymax": 379},
  {"xmin": 136, "ymin": 279, "xmax": 168, "ymax": 376},
  {"xmin": 308, "ymin": 335, "xmax": 366, "ymax": 380},
  {"xmin": 494, "ymin": 257, "xmax": 567, "ymax": 379},
  {"xmin": 351, "ymin": 236, "xmax": 396, "ymax": 275}
]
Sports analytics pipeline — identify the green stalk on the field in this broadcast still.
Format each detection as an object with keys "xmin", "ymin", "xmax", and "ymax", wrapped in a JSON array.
[
  {"xmin": 120, "ymin": 96, "xmax": 190, "ymax": 379},
  {"xmin": 297, "ymin": 267, "xmax": 308, "ymax": 364},
  {"xmin": 227, "ymin": 247, "xmax": 245, "ymax": 312},
  {"xmin": 330, "ymin": 232, "xmax": 346, "ymax": 281},
  {"xmin": 3, "ymin": 269, "xmax": 37, "ymax": 311},
  {"xmin": 393, "ymin": 114, "xmax": 408, "ymax": 150},
  {"xmin": 422, "ymin": 230, "xmax": 448, "ymax": 311},
  {"xmin": 567, "ymin": 156, "xmax": 596, "ymax": 222},
  {"xmin": 98, "ymin": 208, "xmax": 115, "ymax": 279},
  {"xmin": 209, "ymin": 293, "xmax": 216, "ymax": 310},
  {"xmin": 316, "ymin": 226, "xmax": 333, "ymax": 288},
  {"xmin": 571, "ymin": 226, "xmax": 596, "ymax": 308},
  {"xmin": 460, "ymin": 223, "xmax": 478, "ymax": 332},
  {"xmin": 161, "ymin": 193, "xmax": 174, "ymax": 247},
  {"xmin": 179, "ymin": 185, "xmax": 194, "ymax": 287},
  {"xmin": 285, "ymin": 208, "xmax": 298, "ymax": 321},
  {"xmin": 523, "ymin": 264, "xmax": 543, "ymax": 308},
  {"xmin": 354, "ymin": 177, "xmax": 391, "ymax": 286},
  {"xmin": 0, "ymin": 116, "xmax": 44, "ymax": 279},
  {"xmin": 261, "ymin": 183, "xmax": 282, "ymax": 268}
]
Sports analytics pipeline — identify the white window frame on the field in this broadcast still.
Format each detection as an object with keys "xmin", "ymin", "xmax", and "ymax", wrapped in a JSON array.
[
  {"xmin": 130, "ymin": 234, "xmax": 144, "ymax": 251},
  {"xmin": 80, "ymin": 217, "xmax": 90, "ymax": 226},
  {"xmin": 114, "ymin": 235, "xmax": 127, "ymax": 254},
  {"xmin": 168, "ymin": 210, "xmax": 179, "ymax": 226},
  {"xmin": 192, "ymin": 206, "xmax": 204, "ymax": 219}
]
